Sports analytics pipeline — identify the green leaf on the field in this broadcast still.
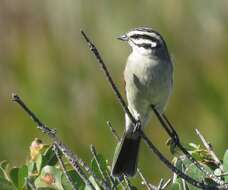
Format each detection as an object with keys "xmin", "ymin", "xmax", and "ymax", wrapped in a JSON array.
[
  {"xmin": 223, "ymin": 149, "xmax": 228, "ymax": 182},
  {"xmin": 35, "ymin": 146, "xmax": 58, "ymax": 174},
  {"xmin": 173, "ymin": 157, "xmax": 183, "ymax": 171},
  {"xmin": 188, "ymin": 143, "xmax": 201, "ymax": 150},
  {"xmin": 27, "ymin": 161, "xmax": 36, "ymax": 176},
  {"xmin": 9, "ymin": 165, "xmax": 28, "ymax": 190},
  {"xmin": 0, "ymin": 167, "xmax": 5, "ymax": 178},
  {"xmin": 173, "ymin": 156, "xmax": 192, "ymax": 173},
  {"xmin": 0, "ymin": 177, "xmax": 15, "ymax": 190},
  {"xmin": 62, "ymin": 170, "xmax": 85, "ymax": 190},
  {"xmin": 167, "ymin": 138, "xmax": 179, "ymax": 155},
  {"xmin": 0, "ymin": 161, "xmax": 10, "ymax": 179},
  {"xmin": 18, "ymin": 165, "xmax": 28, "ymax": 189},
  {"xmin": 91, "ymin": 153, "xmax": 109, "ymax": 179},
  {"xmin": 42, "ymin": 146, "xmax": 58, "ymax": 167},
  {"xmin": 185, "ymin": 163, "xmax": 212, "ymax": 190},
  {"xmin": 170, "ymin": 182, "xmax": 181, "ymax": 190},
  {"xmin": 35, "ymin": 154, "xmax": 43, "ymax": 173},
  {"xmin": 10, "ymin": 167, "xmax": 19, "ymax": 188},
  {"xmin": 171, "ymin": 174, "xmax": 186, "ymax": 189},
  {"xmin": 181, "ymin": 159, "xmax": 192, "ymax": 170},
  {"xmin": 34, "ymin": 165, "xmax": 64, "ymax": 190}
]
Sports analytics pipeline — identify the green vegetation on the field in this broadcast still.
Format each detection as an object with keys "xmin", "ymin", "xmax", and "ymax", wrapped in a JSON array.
[
  {"xmin": 0, "ymin": 138, "xmax": 228, "ymax": 189},
  {"xmin": 0, "ymin": 0, "xmax": 228, "ymax": 187}
]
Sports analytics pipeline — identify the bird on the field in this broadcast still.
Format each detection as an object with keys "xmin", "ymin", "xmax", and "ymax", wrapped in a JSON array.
[{"xmin": 111, "ymin": 27, "xmax": 173, "ymax": 177}]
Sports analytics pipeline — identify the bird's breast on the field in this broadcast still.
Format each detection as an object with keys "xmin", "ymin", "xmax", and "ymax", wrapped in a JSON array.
[{"xmin": 124, "ymin": 53, "xmax": 172, "ymax": 114}]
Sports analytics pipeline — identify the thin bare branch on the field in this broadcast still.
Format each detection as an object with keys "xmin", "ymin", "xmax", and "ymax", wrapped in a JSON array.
[
  {"xmin": 124, "ymin": 175, "xmax": 134, "ymax": 190},
  {"xmin": 107, "ymin": 121, "xmax": 121, "ymax": 141},
  {"xmin": 137, "ymin": 168, "xmax": 156, "ymax": 190},
  {"xmin": 90, "ymin": 145, "xmax": 112, "ymax": 188},
  {"xmin": 218, "ymin": 172, "xmax": 228, "ymax": 177},
  {"xmin": 26, "ymin": 177, "xmax": 37, "ymax": 190},
  {"xmin": 107, "ymin": 167, "xmax": 126, "ymax": 190},
  {"xmin": 161, "ymin": 179, "xmax": 171, "ymax": 189},
  {"xmin": 181, "ymin": 178, "xmax": 188, "ymax": 190},
  {"xmin": 53, "ymin": 143, "xmax": 77, "ymax": 190},
  {"xmin": 157, "ymin": 178, "xmax": 164, "ymax": 189},
  {"xmin": 156, "ymin": 178, "xmax": 171, "ymax": 190}
]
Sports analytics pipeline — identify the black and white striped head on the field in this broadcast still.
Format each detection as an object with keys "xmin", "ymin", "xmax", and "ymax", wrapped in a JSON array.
[{"xmin": 118, "ymin": 27, "xmax": 169, "ymax": 56}]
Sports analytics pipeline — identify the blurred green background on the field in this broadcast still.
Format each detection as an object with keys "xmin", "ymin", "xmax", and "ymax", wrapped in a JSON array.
[{"xmin": 0, "ymin": 0, "xmax": 228, "ymax": 186}]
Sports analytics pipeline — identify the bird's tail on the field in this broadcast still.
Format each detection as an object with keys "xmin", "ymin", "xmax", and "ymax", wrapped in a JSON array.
[{"xmin": 111, "ymin": 132, "xmax": 141, "ymax": 177}]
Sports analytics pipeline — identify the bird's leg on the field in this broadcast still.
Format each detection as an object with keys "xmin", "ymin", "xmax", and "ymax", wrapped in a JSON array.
[{"xmin": 162, "ymin": 113, "xmax": 180, "ymax": 145}]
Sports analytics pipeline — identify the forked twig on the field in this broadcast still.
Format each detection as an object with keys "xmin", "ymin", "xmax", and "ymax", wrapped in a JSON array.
[
  {"xmin": 12, "ymin": 94, "xmax": 100, "ymax": 190},
  {"xmin": 140, "ymin": 131, "xmax": 215, "ymax": 189},
  {"xmin": 81, "ymin": 30, "xmax": 227, "ymax": 189},
  {"xmin": 152, "ymin": 107, "xmax": 225, "ymax": 186}
]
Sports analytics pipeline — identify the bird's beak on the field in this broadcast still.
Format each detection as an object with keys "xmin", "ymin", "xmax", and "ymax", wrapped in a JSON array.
[{"xmin": 117, "ymin": 34, "xmax": 128, "ymax": 41}]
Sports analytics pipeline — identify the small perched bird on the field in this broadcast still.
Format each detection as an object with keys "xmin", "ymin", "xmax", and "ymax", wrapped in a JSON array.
[{"xmin": 111, "ymin": 27, "xmax": 173, "ymax": 177}]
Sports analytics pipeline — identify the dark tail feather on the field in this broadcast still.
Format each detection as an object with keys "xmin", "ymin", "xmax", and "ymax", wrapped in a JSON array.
[{"xmin": 111, "ymin": 133, "xmax": 141, "ymax": 177}]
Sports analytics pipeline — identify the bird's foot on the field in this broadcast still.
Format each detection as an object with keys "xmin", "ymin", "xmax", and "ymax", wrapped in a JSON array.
[
  {"xmin": 171, "ymin": 130, "xmax": 180, "ymax": 145},
  {"xmin": 166, "ymin": 132, "xmax": 180, "ymax": 155},
  {"xmin": 132, "ymin": 120, "xmax": 141, "ymax": 134}
]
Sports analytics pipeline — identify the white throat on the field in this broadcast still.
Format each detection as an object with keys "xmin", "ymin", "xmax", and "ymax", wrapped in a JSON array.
[{"xmin": 129, "ymin": 41, "xmax": 152, "ymax": 56}]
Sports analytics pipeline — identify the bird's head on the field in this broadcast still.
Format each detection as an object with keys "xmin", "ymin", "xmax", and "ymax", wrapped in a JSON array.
[{"xmin": 118, "ymin": 27, "xmax": 169, "ymax": 57}]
